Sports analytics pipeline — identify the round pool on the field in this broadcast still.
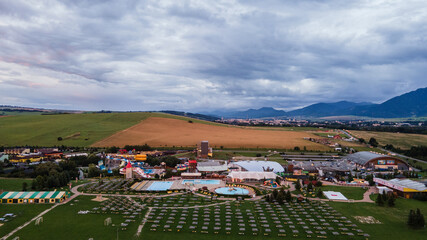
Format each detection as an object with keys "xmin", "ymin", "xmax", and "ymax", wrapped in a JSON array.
[{"xmin": 215, "ymin": 187, "xmax": 249, "ymax": 195}]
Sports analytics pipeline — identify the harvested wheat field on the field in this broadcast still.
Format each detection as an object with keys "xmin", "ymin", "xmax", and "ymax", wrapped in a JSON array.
[{"xmin": 92, "ymin": 117, "xmax": 329, "ymax": 150}]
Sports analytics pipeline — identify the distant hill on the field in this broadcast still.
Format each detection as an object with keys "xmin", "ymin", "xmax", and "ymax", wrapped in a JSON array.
[
  {"xmin": 206, "ymin": 87, "xmax": 427, "ymax": 119},
  {"xmin": 158, "ymin": 111, "xmax": 219, "ymax": 121},
  {"xmin": 287, "ymin": 101, "xmax": 373, "ymax": 117},
  {"xmin": 352, "ymin": 87, "xmax": 427, "ymax": 118},
  {"xmin": 211, "ymin": 107, "xmax": 287, "ymax": 119}
]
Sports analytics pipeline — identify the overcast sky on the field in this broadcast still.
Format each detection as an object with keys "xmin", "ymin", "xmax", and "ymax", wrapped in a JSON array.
[{"xmin": 0, "ymin": 0, "xmax": 426, "ymax": 112}]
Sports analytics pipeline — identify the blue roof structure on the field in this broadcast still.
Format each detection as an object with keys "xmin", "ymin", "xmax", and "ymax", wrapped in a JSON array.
[{"xmin": 233, "ymin": 161, "xmax": 284, "ymax": 173}]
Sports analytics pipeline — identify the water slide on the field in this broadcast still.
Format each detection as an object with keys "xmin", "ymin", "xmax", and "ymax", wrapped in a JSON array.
[{"xmin": 133, "ymin": 167, "xmax": 151, "ymax": 178}]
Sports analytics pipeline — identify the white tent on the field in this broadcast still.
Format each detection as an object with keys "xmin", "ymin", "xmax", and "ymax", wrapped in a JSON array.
[
  {"xmin": 228, "ymin": 171, "xmax": 277, "ymax": 181},
  {"xmin": 323, "ymin": 191, "xmax": 348, "ymax": 200}
]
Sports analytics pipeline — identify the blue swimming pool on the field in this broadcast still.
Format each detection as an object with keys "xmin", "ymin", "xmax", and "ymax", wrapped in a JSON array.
[
  {"xmin": 182, "ymin": 179, "xmax": 221, "ymax": 185},
  {"xmin": 215, "ymin": 187, "xmax": 249, "ymax": 195},
  {"xmin": 147, "ymin": 181, "xmax": 174, "ymax": 191}
]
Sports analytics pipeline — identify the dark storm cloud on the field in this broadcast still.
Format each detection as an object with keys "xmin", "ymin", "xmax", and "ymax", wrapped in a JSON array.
[{"xmin": 0, "ymin": 0, "xmax": 426, "ymax": 111}]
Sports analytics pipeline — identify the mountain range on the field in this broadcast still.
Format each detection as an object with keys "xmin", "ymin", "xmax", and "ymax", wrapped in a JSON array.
[{"xmin": 206, "ymin": 87, "xmax": 427, "ymax": 119}]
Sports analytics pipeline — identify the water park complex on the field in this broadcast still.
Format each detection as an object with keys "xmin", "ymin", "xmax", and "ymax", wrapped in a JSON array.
[{"xmin": 0, "ymin": 145, "xmax": 426, "ymax": 240}]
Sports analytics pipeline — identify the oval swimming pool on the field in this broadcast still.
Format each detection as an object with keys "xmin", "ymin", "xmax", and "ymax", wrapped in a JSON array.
[{"xmin": 215, "ymin": 187, "xmax": 249, "ymax": 195}]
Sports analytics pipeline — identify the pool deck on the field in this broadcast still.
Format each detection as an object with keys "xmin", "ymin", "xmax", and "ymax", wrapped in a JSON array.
[{"xmin": 136, "ymin": 180, "xmax": 226, "ymax": 191}]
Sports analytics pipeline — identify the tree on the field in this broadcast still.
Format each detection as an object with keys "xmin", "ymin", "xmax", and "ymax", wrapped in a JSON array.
[
  {"xmin": 408, "ymin": 209, "xmax": 415, "ymax": 227},
  {"xmin": 307, "ymin": 182, "xmax": 313, "ymax": 191},
  {"xmin": 294, "ymin": 180, "xmax": 301, "ymax": 191},
  {"xmin": 368, "ymin": 137, "xmax": 378, "ymax": 147},
  {"xmin": 272, "ymin": 189, "xmax": 279, "ymax": 200},
  {"xmin": 317, "ymin": 189, "xmax": 323, "ymax": 198},
  {"xmin": 375, "ymin": 194, "xmax": 384, "ymax": 206},
  {"xmin": 347, "ymin": 172, "xmax": 354, "ymax": 182},
  {"xmin": 416, "ymin": 208, "xmax": 425, "ymax": 228},
  {"xmin": 285, "ymin": 190, "xmax": 292, "ymax": 202},
  {"xmin": 22, "ymin": 182, "xmax": 28, "ymax": 191},
  {"xmin": 408, "ymin": 209, "xmax": 425, "ymax": 228},
  {"xmin": 88, "ymin": 164, "xmax": 101, "ymax": 178},
  {"xmin": 387, "ymin": 195, "xmax": 395, "ymax": 207}
]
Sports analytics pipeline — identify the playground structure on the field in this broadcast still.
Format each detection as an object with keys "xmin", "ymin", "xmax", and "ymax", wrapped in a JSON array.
[
  {"xmin": 264, "ymin": 179, "xmax": 279, "ymax": 188},
  {"xmin": 176, "ymin": 163, "xmax": 188, "ymax": 171}
]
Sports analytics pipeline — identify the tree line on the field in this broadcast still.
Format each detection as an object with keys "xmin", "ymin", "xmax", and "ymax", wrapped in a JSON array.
[{"xmin": 31, "ymin": 161, "xmax": 78, "ymax": 190}]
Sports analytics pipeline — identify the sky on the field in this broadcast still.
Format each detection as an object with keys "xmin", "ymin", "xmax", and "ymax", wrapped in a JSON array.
[{"xmin": 0, "ymin": 0, "xmax": 427, "ymax": 112}]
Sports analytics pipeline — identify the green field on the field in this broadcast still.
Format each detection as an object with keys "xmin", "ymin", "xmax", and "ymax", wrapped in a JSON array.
[
  {"xmin": 9, "ymin": 195, "xmax": 366, "ymax": 240},
  {"xmin": 3, "ymin": 191, "xmax": 426, "ymax": 240},
  {"xmin": 8, "ymin": 195, "xmax": 144, "ymax": 240},
  {"xmin": 0, "ymin": 112, "xmax": 229, "ymax": 147},
  {"xmin": 0, "ymin": 178, "xmax": 33, "ymax": 191},
  {"xmin": 0, "ymin": 203, "xmax": 51, "ymax": 237},
  {"xmin": 321, "ymin": 186, "xmax": 368, "ymax": 200},
  {"xmin": 351, "ymin": 130, "xmax": 427, "ymax": 150},
  {"xmin": 0, "ymin": 110, "xmax": 44, "ymax": 116},
  {"xmin": 329, "ymin": 198, "xmax": 427, "ymax": 240}
]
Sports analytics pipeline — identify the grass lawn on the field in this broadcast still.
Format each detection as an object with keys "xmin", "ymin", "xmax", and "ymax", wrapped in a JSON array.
[
  {"xmin": 350, "ymin": 130, "xmax": 427, "ymax": 150},
  {"xmin": 10, "ymin": 195, "xmax": 144, "ymax": 240},
  {"xmin": 321, "ymin": 186, "xmax": 367, "ymax": 200},
  {"xmin": 0, "ymin": 178, "xmax": 33, "ymax": 191},
  {"xmin": 7, "ymin": 193, "xmax": 423, "ymax": 240},
  {"xmin": 0, "ymin": 203, "xmax": 51, "ymax": 237},
  {"xmin": 329, "ymin": 198, "xmax": 427, "ymax": 240}
]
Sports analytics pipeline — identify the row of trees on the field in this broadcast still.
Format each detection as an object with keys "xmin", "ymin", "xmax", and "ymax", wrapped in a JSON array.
[
  {"xmin": 294, "ymin": 179, "xmax": 322, "ymax": 192},
  {"xmin": 145, "ymin": 155, "xmax": 181, "ymax": 168},
  {"xmin": 375, "ymin": 192, "xmax": 395, "ymax": 207},
  {"xmin": 385, "ymin": 145, "xmax": 427, "ymax": 162},
  {"xmin": 265, "ymin": 188, "xmax": 293, "ymax": 204},
  {"xmin": 123, "ymin": 144, "xmax": 152, "ymax": 151},
  {"xmin": 407, "ymin": 209, "xmax": 425, "ymax": 229},
  {"xmin": 68, "ymin": 154, "xmax": 101, "ymax": 167},
  {"xmin": 31, "ymin": 162, "xmax": 78, "ymax": 190}
]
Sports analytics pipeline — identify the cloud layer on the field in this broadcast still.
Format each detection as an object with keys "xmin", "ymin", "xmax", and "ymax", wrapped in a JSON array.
[{"xmin": 1, "ymin": 0, "xmax": 426, "ymax": 111}]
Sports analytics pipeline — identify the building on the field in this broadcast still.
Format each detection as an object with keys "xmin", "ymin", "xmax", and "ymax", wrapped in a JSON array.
[
  {"xmin": 343, "ymin": 151, "xmax": 410, "ymax": 171},
  {"xmin": 64, "ymin": 153, "xmax": 88, "ymax": 158},
  {"xmin": 4, "ymin": 148, "xmax": 30, "ymax": 155},
  {"xmin": 229, "ymin": 161, "xmax": 284, "ymax": 173},
  {"xmin": 228, "ymin": 171, "xmax": 277, "ymax": 182},
  {"xmin": 125, "ymin": 161, "xmax": 133, "ymax": 179},
  {"xmin": 0, "ymin": 154, "xmax": 8, "ymax": 162},
  {"xmin": 0, "ymin": 191, "xmax": 68, "ymax": 204},
  {"xmin": 197, "ymin": 161, "xmax": 228, "ymax": 173},
  {"xmin": 197, "ymin": 141, "xmax": 212, "ymax": 158},
  {"xmin": 374, "ymin": 178, "xmax": 427, "ymax": 199},
  {"xmin": 188, "ymin": 160, "xmax": 198, "ymax": 172}
]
